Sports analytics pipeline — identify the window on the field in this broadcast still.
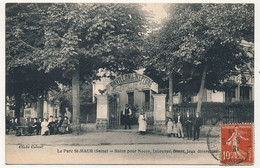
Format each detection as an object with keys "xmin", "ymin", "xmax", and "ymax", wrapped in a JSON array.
[
  {"xmin": 240, "ymin": 86, "xmax": 250, "ymax": 101},
  {"xmin": 225, "ymin": 87, "xmax": 235, "ymax": 103},
  {"xmin": 144, "ymin": 90, "xmax": 150, "ymax": 104}
]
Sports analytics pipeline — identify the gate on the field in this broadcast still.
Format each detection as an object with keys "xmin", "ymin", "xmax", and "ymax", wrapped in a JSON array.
[
  {"xmin": 108, "ymin": 95, "xmax": 121, "ymax": 129},
  {"xmin": 144, "ymin": 102, "xmax": 154, "ymax": 131}
]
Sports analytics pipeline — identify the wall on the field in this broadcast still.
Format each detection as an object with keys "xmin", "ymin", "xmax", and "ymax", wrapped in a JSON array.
[
  {"xmin": 191, "ymin": 90, "xmax": 225, "ymax": 103},
  {"xmin": 211, "ymin": 91, "xmax": 225, "ymax": 102},
  {"xmin": 173, "ymin": 92, "xmax": 182, "ymax": 104}
]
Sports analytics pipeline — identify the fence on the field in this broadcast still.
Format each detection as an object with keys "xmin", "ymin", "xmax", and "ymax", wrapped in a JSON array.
[
  {"xmin": 202, "ymin": 108, "xmax": 254, "ymax": 125},
  {"xmin": 143, "ymin": 102, "xmax": 154, "ymax": 131},
  {"xmin": 169, "ymin": 104, "xmax": 253, "ymax": 125},
  {"xmin": 108, "ymin": 96, "xmax": 121, "ymax": 129}
]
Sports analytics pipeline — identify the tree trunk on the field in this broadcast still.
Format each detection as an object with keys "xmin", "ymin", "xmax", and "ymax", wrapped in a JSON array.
[
  {"xmin": 168, "ymin": 73, "xmax": 173, "ymax": 117},
  {"xmin": 36, "ymin": 92, "xmax": 43, "ymax": 119},
  {"xmin": 196, "ymin": 64, "xmax": 208, "ymax": 113},
  {"xmin": 14, "ymin": 93, "xmax": 21, "ymax": 123},
  {"xmin": 72, "ymin": 68, "xmax": 81, "ymax": 134}
]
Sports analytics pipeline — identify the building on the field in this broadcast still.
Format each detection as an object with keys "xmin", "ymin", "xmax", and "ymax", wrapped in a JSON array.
[
  {"xmin": 92, "ymin": 72, "xmax": 158, "ymax": 112},
  {"xmin": 6, "ymin": 99, "xmax": 61, "ymax": 120},
  {"xmin": 172, "ymin": 75, "xmax": 254, "ymax": 104}
]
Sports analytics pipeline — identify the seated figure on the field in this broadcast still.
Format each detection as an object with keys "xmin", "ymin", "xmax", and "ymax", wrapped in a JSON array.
[
  {"xmin": 23, "ymin": 117, "xmax": 33, "ymax": 136},
  {"xmin": 10, "ymin": 118, "xmax": 21, "ymax": 136},
  {"xmin": 48, "ymin": 116, "xmax": 56, "ymax": 135},
  {"xmin": 41, "ymin": 118, "xmax": 49, "ymax": 136},
  {"xmin": 59, "ymin": 116, "xmax": 69, "ymax": 134},
  {"xmin": 56, "ymin": 116, "xmax": 63, "ymax": 134},
  {"xmin": 31, "ymin": 118, "xmax": 41, "ymax": 135}
]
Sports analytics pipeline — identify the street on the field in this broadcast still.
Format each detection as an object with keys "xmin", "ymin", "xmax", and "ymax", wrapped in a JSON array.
[{"xmin": 5, "ymin": 131, "xmax": 219, "ymax": 164}]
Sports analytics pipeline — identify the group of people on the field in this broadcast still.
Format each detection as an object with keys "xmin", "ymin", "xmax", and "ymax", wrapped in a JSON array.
[
  {"xmin": 6, "ymin": 115, "xmax": 71, "ymax": 136},
  {"xmin": 6, "ymin": 106, "xmax": 203, "ymax": 140},
  {"xmin": 123, "ymin": 104, "xmax": 203, "ymax": 140},
  {"xmin": 122, "ymin": 104, "xmax": 147, "ymax": 135},
  {"xmin": 166, "ymin": 112, "xmax": 203, "ymax": 141}
]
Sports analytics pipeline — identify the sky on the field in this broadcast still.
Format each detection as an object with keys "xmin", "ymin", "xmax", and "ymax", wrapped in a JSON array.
[{"xmin": 142, "ymin": 3, "xmax": 168, "ymax": 24}]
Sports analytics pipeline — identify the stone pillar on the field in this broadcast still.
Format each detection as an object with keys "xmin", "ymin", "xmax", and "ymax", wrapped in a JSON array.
[
  {"xmin": 236, "ymin": 84, "xmax": 240, "ymax": 102},
  {"xmin": 43, "ymin": 101, "xmax": 48, "ymax": 119},
  {"xmin": 96, "ymin": 95, "xmax": 109, "ymax": 131},
  {"xmin": 152, "ymin": 94, "xmax": 167, "ymax": 134}
]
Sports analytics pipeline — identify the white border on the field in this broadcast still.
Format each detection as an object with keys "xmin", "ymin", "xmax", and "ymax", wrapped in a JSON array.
[{"xmin": 1, "ymin": 0, "xmax": 259, "ymax": 168}]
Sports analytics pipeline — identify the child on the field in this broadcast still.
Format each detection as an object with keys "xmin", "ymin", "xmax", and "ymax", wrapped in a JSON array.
[
  {"xmin": 173, "ymin": 120, "xmax": 178, "ymax": 137},
  {"xmin": 166, "ymin": 118, "xmax": 174, "ymax": 137}
]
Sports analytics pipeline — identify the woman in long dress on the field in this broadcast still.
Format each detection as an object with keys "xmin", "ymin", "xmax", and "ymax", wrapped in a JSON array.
[
  {"xmin": 41, "ymin": 118, "xmax": 49, "ymax": 136},
  {"xmin": 138, "ymin": 108, "xmax": 147, "ymax": 135}
]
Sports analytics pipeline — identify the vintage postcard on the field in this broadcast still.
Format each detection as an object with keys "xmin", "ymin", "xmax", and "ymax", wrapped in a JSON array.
[{"xmin": 3, "ymin": 1, "xmax": 256, "ymax": 166}]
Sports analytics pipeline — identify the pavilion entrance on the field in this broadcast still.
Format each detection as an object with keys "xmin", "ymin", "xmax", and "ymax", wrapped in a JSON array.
[{"xmin": 106, "ymin": 73, "xmax": 158, "ymax": 130}]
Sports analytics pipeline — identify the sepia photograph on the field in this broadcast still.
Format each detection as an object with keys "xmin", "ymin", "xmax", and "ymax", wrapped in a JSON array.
[{"xmin": 3, "ymin": 1, "xmax": 255, "ymax": 166}]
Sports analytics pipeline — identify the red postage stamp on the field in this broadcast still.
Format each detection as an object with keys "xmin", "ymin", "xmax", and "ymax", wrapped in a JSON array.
[{"xmin": 220, "ymin": 123, "xmax": 254, "ymax": 165}]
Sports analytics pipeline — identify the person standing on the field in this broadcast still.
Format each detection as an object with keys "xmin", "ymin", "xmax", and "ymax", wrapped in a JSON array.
[
  {"xmin": 193, "ymin": 112, "xmax": 203, "ymax": 141},
  {"xmin": 123, "ymin": 104, "xmax": 132, "ymax": 129},
  {"xmin": 64, "ymin": 107, "xmax": 72, "ymax": 123},
  {"xmin": 172, "ymin": 120, "xmax": 178, "ymax": 137},
  {"xmin": 185, "ymin": 111, "xmax": 193, "ymax": 140},
  {"xmin": 174, "ymin": 112, "xmax": 184, "ymax": 138},
  {"xmin": 138, "ymin": 108, "xmax": 147, "ymax": 135},
  {"xmin": 166, "ymin": 118, "xmax": 174, "ymax": 137}
]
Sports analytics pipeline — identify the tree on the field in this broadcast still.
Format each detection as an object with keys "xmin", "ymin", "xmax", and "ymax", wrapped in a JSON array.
[
  {"xmin": 6, "ymin": 4, "xmax": 63, "ymax": 121},
  {"xmin": 6, "ymin": 3, "xmax": 148, "ymax": 133},
  {"xmin": 6, "ymin": 66, "xmax": 60, "ymax": 121},
  {"xmin": 145, "ymin": 4, "xmax": 254, "ymax": 114},
  {"xmin": 144, "ymin": 9, "xmax": 191, "ymax": 116}
]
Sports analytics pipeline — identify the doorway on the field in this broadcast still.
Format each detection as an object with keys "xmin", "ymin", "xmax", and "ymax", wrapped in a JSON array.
[{"xmin": 127, "ymin": 92, "xmax": 134, "ymax": 107}]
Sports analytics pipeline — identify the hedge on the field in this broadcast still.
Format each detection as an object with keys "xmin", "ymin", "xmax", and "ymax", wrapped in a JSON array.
[{"xmin": 173, "ymin": 101, "xmax": 254, "ymax": 124}]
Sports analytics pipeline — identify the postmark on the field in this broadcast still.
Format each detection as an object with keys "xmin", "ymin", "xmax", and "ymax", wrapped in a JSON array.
[
  {"xmin": 207, "ymin": 122, "xmax": 221, "ymax": 162},
  {"xmin": 220, "ymin": 123, "xmax": 254, "ymax": 165}
]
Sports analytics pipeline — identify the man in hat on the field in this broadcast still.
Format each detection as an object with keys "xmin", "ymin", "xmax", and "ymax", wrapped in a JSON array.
[
  {"xmin": 123, "ymin": 104, "xmax": 132, "ymax": 129},
  {"xmin": 193, "ymin": 112, "xmax": 203, "ymax": 141},
  {"xmin": 184, "ymin": 111, "xmax": 193, "ymax": 140},
  {"xmin": 174, "ymin": 112, "xmax": 184, "ymax": 138}
]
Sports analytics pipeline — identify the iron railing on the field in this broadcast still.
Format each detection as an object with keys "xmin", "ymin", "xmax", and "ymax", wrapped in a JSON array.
[{"xmin": 167, "ymin": 106, "xmax": 253, "ymax": 125}]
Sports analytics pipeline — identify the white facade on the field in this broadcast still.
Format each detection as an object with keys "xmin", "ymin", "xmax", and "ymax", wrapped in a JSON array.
[
  {"xmin": 191, "ymin": 90, "xmax": 225, "ymax": 103},
  {"xmin": 92, "ymin": 73, "xmax": 158, "ymax": 112}
]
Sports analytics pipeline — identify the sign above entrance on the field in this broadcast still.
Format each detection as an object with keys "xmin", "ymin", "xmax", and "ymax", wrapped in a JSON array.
[{"xmin": 108, "ymin": 73, "xmax": 158, "ymax": 93}]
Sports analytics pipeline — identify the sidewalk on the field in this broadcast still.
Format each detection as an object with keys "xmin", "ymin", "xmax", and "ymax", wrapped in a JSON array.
[{"xmin": 6, "ymin": 129, "xmax": 206, "ymax": 146}]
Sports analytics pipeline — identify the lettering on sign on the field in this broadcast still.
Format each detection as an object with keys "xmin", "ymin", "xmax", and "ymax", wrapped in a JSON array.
[{"xmin": 110, "ymin": 73, "xmax": 153, "ymax": 88}]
